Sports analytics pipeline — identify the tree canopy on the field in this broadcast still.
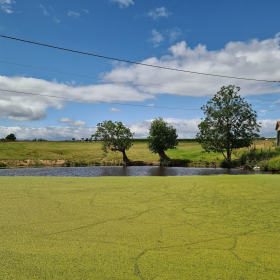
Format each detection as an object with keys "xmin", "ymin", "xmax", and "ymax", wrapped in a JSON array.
[
  {"xmin": 196, "ymin": 85, "xmax": 261, "ymax": 165},
  {"xmin": 148, "ymin": 117, "xmax": 178, "ymax": 161},
  {"xmin": 92, "ymin": 120, "xmax": 134, "ymax": 165},
  {"xmin": 5, "ymin": 134, "xmax": 16, "ymax": 141}
]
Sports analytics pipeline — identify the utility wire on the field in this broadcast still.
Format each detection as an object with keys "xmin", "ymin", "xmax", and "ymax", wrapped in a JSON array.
[
  {"xmin": 1, "ymin": 88, "xmax": 279, "ymax": 112},
  {"xmin": 0, "ymin": 60, "xmax": 202, "ymax": 96},
  {"xmin": 1, "ymin": 60, "xmax": 280, "ymax": 103},
  {"xmin": 0, "ymin": 88, "xmax": 201, "ymax": 111},
  {"xmin": 1, "ymin": 34, "xmax": 280, "ymax": 83},
  {"xmin": 1, "ymin": 59, "xmax": 280, "ymax": 105},
  {"xmin": 0, "ymin": 88, "xmax": 278, "ymax": 112}
]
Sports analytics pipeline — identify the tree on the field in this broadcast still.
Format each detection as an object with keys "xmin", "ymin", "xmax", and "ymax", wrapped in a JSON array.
[
  {"xmin": 72, "ymin": 138, "xmax": 75, "ymax": 141},
  {"xmin": 196, "ymin": 85, "xmax": 261, "ymax": 166},
  {"xmin": 5, "ymin": 134, "xmax": 16, "ymax": 141},
  {"xmin": 147, "ymin": 117, "xmax": 178, "ymax": 161},
  {"xmin": 92, "ymin": 120, "xmax": 134, "ymax": 166}
]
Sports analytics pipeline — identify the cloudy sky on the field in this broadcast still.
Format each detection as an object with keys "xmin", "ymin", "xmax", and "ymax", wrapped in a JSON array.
[{"xmin": 1, "ymin": 0, "xmax": 280, "ymax": 140}]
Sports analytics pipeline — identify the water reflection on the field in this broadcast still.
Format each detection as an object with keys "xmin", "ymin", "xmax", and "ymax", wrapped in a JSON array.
[{"xmin": 0, "ymin": 166, "xmax": 270, "ymax": 177}]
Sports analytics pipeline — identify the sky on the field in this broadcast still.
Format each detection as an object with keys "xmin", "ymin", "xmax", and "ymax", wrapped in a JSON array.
[{"xmin": 0, "ymin": 0, "xmax": 280, "ymax": 140}]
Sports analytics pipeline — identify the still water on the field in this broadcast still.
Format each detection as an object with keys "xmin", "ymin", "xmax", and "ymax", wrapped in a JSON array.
[{"xmin": 0, "ymin": 166, "xmax": 269, "ymax": 177}]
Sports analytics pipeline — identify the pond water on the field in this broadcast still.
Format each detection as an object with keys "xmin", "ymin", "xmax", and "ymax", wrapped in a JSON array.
[{"xmin": 0, "ymin": 166, "xmax": 270, "ymax": 177}]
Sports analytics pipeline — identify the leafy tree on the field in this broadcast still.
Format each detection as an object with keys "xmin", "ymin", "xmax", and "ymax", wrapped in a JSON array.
[
  {"xmin": 5, "ymin": 134, "xmax": 16, "ymax": 141},
  {"xmin": 92, "ymin": 120, "xmax": 134, "ymax": 165},
  {"xmin": 81, "ymin": 138, "xmax": 84, "ymax": 141},
  {"xmin": 196, "ymin": 85, "xmax": 261, "ymax": 166},
  {"xmin": 148, "ymin": 117, "xmax": 178, "ymax": 161},
  {"xmin": 72, "ymin": 138, "xmax": 75, "ymax": 141}
]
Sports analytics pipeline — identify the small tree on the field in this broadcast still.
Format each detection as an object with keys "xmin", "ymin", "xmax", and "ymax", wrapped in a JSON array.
[
  {"xmin": 6, "ymin": 134, "xmax": 16, "ymax": 141},
  {"xmin": 148, "ymin": 117, "xmax": 178, "ymax": 161},
  {"xmin": 92, "ymin": 120, "xmax": 134, "ymax": 166},
  {"xmin": 196, "ymin": 85, "xmax": 261, "ymax": 166},
  {"xmin": 72, "ymin": 138, "xmax": 75, "ymax": 141}
]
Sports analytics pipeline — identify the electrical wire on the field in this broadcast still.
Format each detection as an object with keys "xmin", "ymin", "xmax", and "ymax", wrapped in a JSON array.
[
  {"xmin": 1, "ymin": 60, "xmax": 280, "ymax": 104},
  {"xmin": 0, "ymin": 60, "xmax": 203, "ymax": 95},
  {"xmin": 0, "ymin": 88, "xmax": 201, "ymax": 111},
  {"xmin": 1, "ymin": 34, "xmax": 280, "ymax": 83},
  {"xmin": 1, "ymin": 88, "xmax": 279, "ymax": 112}
]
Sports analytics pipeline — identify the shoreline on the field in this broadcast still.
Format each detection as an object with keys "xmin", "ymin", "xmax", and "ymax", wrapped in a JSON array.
[{"xmin": 1, "ymin": 159, "xmax": 277, "ymax": 172}]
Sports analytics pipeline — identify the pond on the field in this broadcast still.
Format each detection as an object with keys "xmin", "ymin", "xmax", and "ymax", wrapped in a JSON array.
[{"xmin": 0, "ymin": 166, "xmax": 270, "ymax": 177}]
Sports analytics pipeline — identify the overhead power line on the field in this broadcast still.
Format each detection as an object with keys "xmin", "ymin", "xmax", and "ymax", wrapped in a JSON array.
[
  {"xmin": 1, "ymin": 60, "xmax": 280, "ymax": 103},
  {"xmin": 0, "ymin": 88, "xmax": 201, "ymax": 111},
  {"xmin": 1, "ymin": 34, "xmax": 280, "ymax": 83},
  {"xmin": 0, "ymin": 88, "xmax": 278, "ymax": 112},
  {"xmin": 0, "ymin": 60, "xmax": 202, "ymax": 96}
]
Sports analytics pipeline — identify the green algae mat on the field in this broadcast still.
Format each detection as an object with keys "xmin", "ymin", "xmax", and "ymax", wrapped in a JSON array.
[{"xmin": 0, "ymin": 176, "xmax": 280, "ymax": 279}]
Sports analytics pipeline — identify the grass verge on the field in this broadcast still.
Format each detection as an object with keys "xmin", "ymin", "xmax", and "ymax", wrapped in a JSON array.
[{"xmin": 1, "ymin": 140, "xmax": 280, "ymax": 171}]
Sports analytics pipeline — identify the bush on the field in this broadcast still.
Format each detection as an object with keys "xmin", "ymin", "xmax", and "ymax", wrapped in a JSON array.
[{"xmin": 159, "ymin": 158, "xmax": 174, "ymax": 166}]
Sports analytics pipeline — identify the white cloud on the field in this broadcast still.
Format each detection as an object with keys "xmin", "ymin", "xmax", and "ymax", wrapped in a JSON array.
[
  {"xmin": 0, "ymin": 0, "xmax": 15, "ymax": 14},
  {"xmin": 110, "ymin": 108, "xmax": 122, "ymax": 113},
  {"xmin": 110, "ymin": 0, "xmax": 134, "ymax": 8},
  {"xmin": 148, "ymin": 29, "xmax": 164, "ymax": 47},
  {"xmin": 83, "ymin": 9, "xmax": 89, "ymax": 14},
  {"xmin": 53, "ymin": 17, "xmax": 61, "ymax": 24},
  {"xmin": 39, "ymin": 5, "xmax": 60, "ymax": 23},
  {"xmin": 104, "ymin": 33, "xmax": 280, "ymax": 99},
  {"xmin": 2, "ymin": 34, "xmax": 280, "ymax": 124},
  {"xmin": 146, "ymin": 7, "xmax": 172, "ymax": 20},
  {"xmin": 258, "ymin": 119, "xmax": 280, "ymax": 137},
  {"xmin": 259, "ymin": 110, "xmax": 268, "ymax": 116},
  {"xmin": 0, "ymin": 117, "xmax": 277, "ymax": 140},
  {"xmin": 58, "ymin": 118, "xmax": 86, "ymax": 126},
  {"xmin": 147, "ymin": 104, "xmax": 154, "ymax": 107},
  {"xmin": 0, "ymin": 126, "xmax": 95, "ymax": 140},
  {"xmin": 128, "ymin": 117, "xmax": 278, "ymax": 138},
  {"xmin": 39, "ymin": 4, "xmax": 49, "ymax": 16},
  {"xmin": 0, "ymin": 75, "xmax": 154, "ymax": 121},
  {"xmin": 67, "ymin": 11, "xmax": 80, "ymax": 18},
  {"xmin": 127, "ymin": 117, "xmax": 201, "ymax": 138},
  {"xmin": 167, "ymin": 27, "xmax": 182, "ymax": 43}
]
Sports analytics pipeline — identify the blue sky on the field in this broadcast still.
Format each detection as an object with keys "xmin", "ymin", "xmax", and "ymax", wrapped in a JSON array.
[{"xmin": 0, "ymin": 0, "xmax": 280, "ymax": 139}]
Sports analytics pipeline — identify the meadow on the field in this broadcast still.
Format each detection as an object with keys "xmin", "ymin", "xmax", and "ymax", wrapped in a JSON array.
[
  {"xmin": 0, "ymin": 176, "xmax": 279, "ymax": 279},
  {"xmin": 0, "ymin": 139, "xmax": 279, "ymax": 169}
]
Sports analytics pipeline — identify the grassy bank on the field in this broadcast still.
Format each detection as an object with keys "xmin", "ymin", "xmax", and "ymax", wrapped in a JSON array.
[
  {"xmin": 0, "ymin": 140, "xmax": 279, "ymax": 170},
  {"xmin": 0, "ymin": 141, "xmax": 226, "ymax": 168},
  {"xmin": 0, "ymin": 176, "xmax": 279, "ymax": 279}
]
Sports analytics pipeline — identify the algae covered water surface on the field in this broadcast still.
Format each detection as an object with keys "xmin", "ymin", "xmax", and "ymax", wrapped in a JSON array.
[{"xmin": 0, "ymin": 176, "xmax": 279, "ymax": 279}]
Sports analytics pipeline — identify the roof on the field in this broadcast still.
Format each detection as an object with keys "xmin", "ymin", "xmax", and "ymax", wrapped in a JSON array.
[{"xmin": 276, "ymin": 121, "xmax": 280, "ymax": 130}]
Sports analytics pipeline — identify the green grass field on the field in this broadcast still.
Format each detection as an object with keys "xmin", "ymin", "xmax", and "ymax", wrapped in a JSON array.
[
  {"xmin": 1, "ymin": 176, "xmax": 279, "ymax": 279},
  {"xmin": 0, "ymin": 141, "xmax": 219, "ymax": 161},
  {"xmin": 0, "ymin": 141, "xmax": 226, "ymax": 167},
  {"xmin": 1, "ymin": 140, "xmax": 279, "ymax": 169}
]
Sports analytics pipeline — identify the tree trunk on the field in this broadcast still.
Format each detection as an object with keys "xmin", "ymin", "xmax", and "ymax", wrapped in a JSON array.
[
  {"xmin": 226, "ymin": 149, "xmax": 231, "ymax": 167},
  {"xmin": 158, "ymin": 150, "xmax": 169, "ymax": 161},
  {"xmin": 122, "ymin": 150, "xmax": 131, "ymax": 166}
]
